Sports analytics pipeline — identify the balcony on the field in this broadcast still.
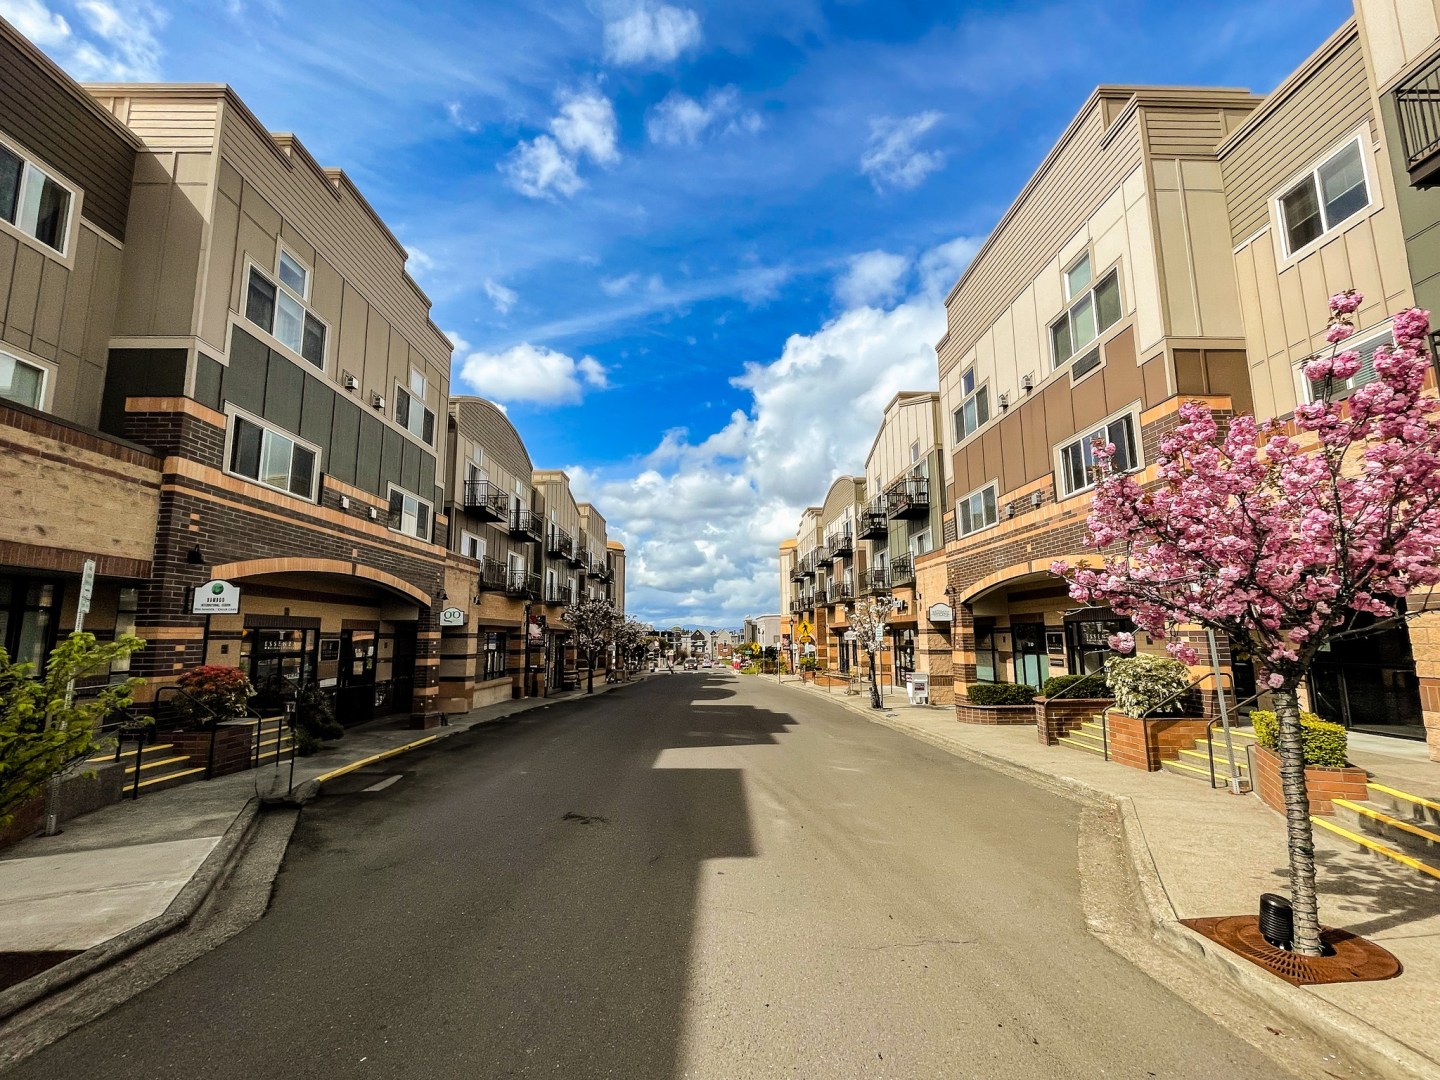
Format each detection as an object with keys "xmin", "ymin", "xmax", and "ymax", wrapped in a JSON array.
[
  {"xmin": 1397, "ymin": 57, "xmax": 1440, "ymax": 188},
  {"xmin": 889, "ymin": 553, "xmax": 914, "ymax": 586},
  {"xmin": 857, "ymin": 508, "xmax": 889, "ymax": 540},
  {"xmin": 816, "ymin": 545, "xmax": 835, "ymax": 567},
  {"xmin": 509, "ymin": 509, "xmax": 544, "ymax": 542},
  {"xmin": 504, "ymin": 570, "xmax": 541, "ymax": 599},
  {"xmin": 475, "ymin": 557, "xmax": 506, "ymax": 592},
  {"xmin": 789, "ymin": 563, "xmax": 805, "ymax": 583},
  {"xmin": 827, "ymin": 583, "xmax": 854, "ymax": 606},
  {"xmin": 861, "ymin": 568, "xmax": 890, "ymax": 595},
  {"xmin": 592, "ymin": 561, "xmax": 613, "ymax": 583},
  {"xmin": 799, "ymin": 553, "xmax": 816, "ymax": 578},
  {"xmin": 886, "ymin": 476, "xmax": 930, "ymax": 520},
  {"xmin": 828, "ymin": 532, "xmax": 853, "ymax": 561},
  {"xmin": 544, "ymin": 581, "xmax": 573, "ymax": 606},
  {"xmin": 462, "ymin": 479, "xmax": 509, "ymax": 522},
  {"xmin": 546, "ymin": 526, "xmax": 573, "ymax": 559},
  {"xmin": 789, "ymin": 598, "xmax": 807, "ymax": 615}
]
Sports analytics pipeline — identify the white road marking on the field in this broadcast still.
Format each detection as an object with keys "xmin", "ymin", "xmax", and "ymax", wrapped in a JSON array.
[{"xmin": 362, "ymin": 774, "xmax": 403, "ymax": 792}]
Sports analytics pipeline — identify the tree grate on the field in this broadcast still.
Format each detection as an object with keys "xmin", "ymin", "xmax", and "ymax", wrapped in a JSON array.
[{"xmin": 1180, "ymin": 915, "xmax": 1402, "ymax": 986}]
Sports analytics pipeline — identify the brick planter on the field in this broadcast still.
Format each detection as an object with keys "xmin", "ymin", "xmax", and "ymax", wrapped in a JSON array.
[
  {"xmin": 169, "ymin": 720, "xmax": 256, "ymax": 778},
  {"xmin": 1252, "ymin": 744, "xmax": 1369, "ymax": 816},
  {"xmin": 1035, "ymin": 697, "xmax": 1114, "ymax": 745},
  {"xmin": 956, "ymin": 697, "xmax": 1036, "ymax": 725},
  {"xmin": 1104, "ymin": 709, "xmax": 1211, "ymax": 771}
]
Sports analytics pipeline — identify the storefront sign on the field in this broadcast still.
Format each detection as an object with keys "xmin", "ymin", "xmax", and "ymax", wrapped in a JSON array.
[
  {"xmin": 192, "ymin": 579, "xmax": 240, "ymax": 614},
  {"xmin": 439, "ymin": 607, "xmax": 467, "ymax": 627},
  {"xmin": 77, "ymin": 558, "xmax": 95, "ymax": 616},
  {"xmin": 926, "ymin": 603, "xmax": 952, "ymax": 623}
]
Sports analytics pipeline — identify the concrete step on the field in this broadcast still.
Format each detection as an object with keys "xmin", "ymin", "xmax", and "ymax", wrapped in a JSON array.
[
  {"xmin": 1058, "ymin": 734, "xmax": 1104, "ymax": 757},
  {"xmin": 1066, "ymin": 727, "xmax": 1106, "ymax": 751},
  {"xmin": 1313, "ymin": 815, "xmax": 1440, "ymax": 882},
  {"xmin": 121, "ymin": 754, "xmax": 193, "ymax": 778},
  {"xmin": 89, "ymin": 741, "xmax": 179, "ymax": 767},
  {"xmin": 1159, "ymin": 757, "xmax": 1216, "ymax": 782},
  {"xmin": 132, "ymin": 765, "xmax": 207, "ymax": 795},
  {"xmin": 1333, "ymin": 798, "xmax": 1440, "ymax": 859},
  {"xmin": 1367, "ymin": 783, "xmax": 1440, "ymax": 829},
  {"xmin": 1176, "ymin": 745, "xmax": 1249, "ymax": 776}
]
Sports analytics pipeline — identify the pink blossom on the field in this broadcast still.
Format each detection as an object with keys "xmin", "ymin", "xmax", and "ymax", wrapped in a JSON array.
[
  {"xmin": 1325, "ymin": 323, "xmax": 1355, "ymax": 344},
  {"xmin": 1108, "ymin": 632, "xmax": 1135, "ymax": 655},
  {"xmin": 1304, "ymin": 357, "xmax": 1334, "ymax": 382},
  {"xmin": 1266, "ymin": 672, "xmax": 1285, "ymax": 690},
  {"xmin": 1330, "ymin": 350, "xmax": 1362, "ymax": 380},
  {"xmin": 1329, "ymin": 290, "xmax": 1362, "ymax": 315}
]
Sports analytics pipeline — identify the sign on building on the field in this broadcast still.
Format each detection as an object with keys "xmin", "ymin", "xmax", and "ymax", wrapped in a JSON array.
[
  {"xmin": 439, "ymin": 607, "xmax": 467, "ymax": 627},
  {"xmin": 192, "ymin": 579, "xmax": 241, "ymax": 614}
]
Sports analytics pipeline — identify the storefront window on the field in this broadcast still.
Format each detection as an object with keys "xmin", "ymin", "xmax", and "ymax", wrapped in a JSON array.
[
  {"xmin": 974, "ymin": 621, "xmax": 998, "ymax": 683},
  {"xmin": 484, "ymin": 632, "xmax": 508, "ymax": 680},
  {"xmin": 0, "ymin": 577, "xmax": 61, "ymax": 669},
  {"xmin": 1065, "ymin": 615, "xmax": 1130, "ymax": 675}
]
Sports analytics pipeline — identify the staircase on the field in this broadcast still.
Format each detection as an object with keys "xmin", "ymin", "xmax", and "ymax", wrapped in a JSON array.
[
  {"xmin": 1160, "ymin": 726, "xmax": 1255, "ymax": 787},
  {"xmin": 95, "ymin": 740, "xmax": 205, "ymax": 796},
  {"xmin": 1318, "ymin": 783, "xmax": 1440, "ymax": 881},
  {"xmin": 248, "ymin": 716, "xmax": 295, "ymax": 766},
  {"xmin": 1057, "ymin": 715, "xmax": 1106, "ymax": 756}
]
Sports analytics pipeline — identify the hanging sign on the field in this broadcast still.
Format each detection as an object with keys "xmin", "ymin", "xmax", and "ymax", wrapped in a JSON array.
[
  {"xmin": 927, "ymin": 603, "xmax": 953, "ymax": 623},
  {"xmin": 77, "ymin": 558, "xmax": 96, "ymax": 616},
  {"xmin": 192, "ymin": 579, "xmax": 240, "ymax": 614},
  {"xmin": 439, "ymin": 607, "xmax": 467, "ymax": 627}
]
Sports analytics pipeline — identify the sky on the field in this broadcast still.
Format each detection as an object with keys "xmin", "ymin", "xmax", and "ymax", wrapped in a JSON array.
[{"xmin": 3, "ymin": 0, "xmax": 1354, "ymax": 628}]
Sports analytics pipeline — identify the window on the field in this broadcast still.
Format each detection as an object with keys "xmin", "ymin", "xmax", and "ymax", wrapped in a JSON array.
[
  {"xmin": 483, "ymin": 632, "xmax": 508, "ymax": 680},
  {"xmin": 245, "ymin": 267, "xmax": 326, "ymax": 367},
  {"xmin": 1302, "ymin": 326, "xmax": 1391, "ymax": 402},
  {"xmin": 1058, "ymin": 413, "xmax": 1138, "ymax": 497},
  {"xmin": 1065, "ymin": 253, "xmax": 1092, "ymax": 299},
  {"xmin": 961, "ymin": 366, "xmax": 975, "ymax": 395},
  {"xmin": 388, "ymin": 487, "xmax": 432, "ymax": 540},
  {"xmin": 0, "ymin": 351, "xmax": 46, "ymax": 408},
  {"xmin": 395, "ymin": 386, "xmax": 435, "ymax": 444},
  {"xmin": 409, "ymin": 368, "xmax": 427, "ymax": 398},
  {"xmin": 0, "ymin": 143, "xmax": 71, "ymax": 254},
  {"xmin": 1051, "ymin": 269, "xmax": 1121, "ymax": 374},
  {"xmin": 954, "ymin": 384, "xmax": 989, "ymax": 442},
  {"xmin": 460, "ymin": 531, "xmax": 485, "ymax": 561},
  {"xmin": 278, "ymin": 250, "xmax": 309, "ymax": 298},
  {"xmin": 228, "ymin": 414, "xmax": 318, "ymax": 499},
  {"xmin": 909, "ymin": 530, "xmax": 932, "ymax": 556},
  {"xmin": 958, "ymin": 483, "xmax": 998, "ymax": 537},
  {"xmin": 1278, "ymin": 137, "xmax": 1369, "ymax": 257},
  {"xmin": 910, "ymin": 440, "xmax": 921, "ymax": 463}
]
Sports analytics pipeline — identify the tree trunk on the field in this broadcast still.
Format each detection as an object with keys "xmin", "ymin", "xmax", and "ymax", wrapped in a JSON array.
[
  {"xmin": 1273, "ymin": 685, "xmax": 1324, "ymax": 955},
  {"xmin": 868, "ymin": 649, "xmax": 881, "ymax": 709},
  {"xmin": 586, "ymin": 650, "xmax": 595, "ymax": 694}
]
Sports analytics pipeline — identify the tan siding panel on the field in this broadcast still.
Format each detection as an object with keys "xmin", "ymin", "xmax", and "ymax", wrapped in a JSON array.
[
  {"xmin": 155, "ymin": 183, "xmax": 207, "ymax": 335},
  {"xmin": 201, "ymin": 190, "xmax": 240, "ymax": 348},
  {"xmin": 0, "ymin": 232, "xmax": 14, "ymax": 327},
  {"xmin": 58, "ymin": 228, "xmax": 96, "ymax": 360},
  {"xmin": 32, "ymin": 255, "xmax": 68, "ymax": 351},
  {"xmin": 6, "ymin": 243, "xmax": 43, "ymax": 341}
]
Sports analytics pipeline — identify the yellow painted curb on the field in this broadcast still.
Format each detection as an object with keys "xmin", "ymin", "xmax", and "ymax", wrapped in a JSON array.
[
  {"xmin": 1332, "ymin": 798, "xmax": 1440, "ymax": 847},
  {"xmin": 1313, "ymin": 816, "xmax": 1440, "ymax": 880},
  {"xmin": 311, "ymin": 735, "xmax": 442, "ymax": 786},
  {"xmin": 1368, "ymin": 782, "xmax": 1440, "ymax": 815}
]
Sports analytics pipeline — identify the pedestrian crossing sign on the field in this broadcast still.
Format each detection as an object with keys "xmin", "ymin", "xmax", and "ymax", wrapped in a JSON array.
[{"xmin": 796, "ymin": 620, "xmax": 814, "ymax": 643}]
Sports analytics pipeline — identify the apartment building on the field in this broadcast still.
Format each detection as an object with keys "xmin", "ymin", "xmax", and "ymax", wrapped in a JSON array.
[
  {"xmin": 937, "ymin": 85, "xmax": 1262, "ymax": 702},
  {"xmin": 812, "ymin": 476, "xmax": 865, "ymax": 673},
  {"xmin": 0, "ymin": 21, "xmax": 153, "ymax": 680}
]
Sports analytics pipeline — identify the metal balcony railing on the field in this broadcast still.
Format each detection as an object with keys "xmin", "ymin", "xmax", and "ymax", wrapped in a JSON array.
[
  {"xmin": 572, "ymin": 530, "xmax": 590, "ymax": 567},
  {"xmin": 888, "ymin": 554, "xmax": 914, "ymax": 585},
  {"xmin": 789, "ymin": 563, "xmax": 806, "ymax": 583},
  {"xmin": 857, "ymin": 508, "xmax": 889, "ymax": 540},
  {"xmin": 886, "ymin": 477, "xmax": 929, "ymax": 520},
  {"xmin": 827, "ymin": 583, "xmax": 854, "ymax": 606},
  {"xmin": 462, "ymin": 479, "xmax": 509, "ymax": 522},
  {"xmin": 799, "ymin": 553, "xmax": 816, "ymax": 578},
  {"xmin": 828, "ymin": 532, "xmax": 854, "ymax": 560},
  {"xmin": 862, "ymin": 568, "xmax": 890, "ymax": 594},
  {"xmin": 1397, "ymin": 56, "xmax": 1440, "ymax": 187},
  {"xmin": 504, "ymin": 570, "xmax": 541, "ymax": 599},
  {"xmin": 475, "ymin": 557, "xmax": 507, "ymax": 592},
  {"xmin": 544, "ymin": 581, "xmax": 573, "ymax": 605},
  {"xmin": 510, "ymin": 509, "xmax": 543, "ymax": 542},
  {"xmin": 816, "ymin": 545, "xmax": 835, "ymax": 567},
  {"xmin": 546, "ymin": 526, "xmax": 573, "ymax": 558}
]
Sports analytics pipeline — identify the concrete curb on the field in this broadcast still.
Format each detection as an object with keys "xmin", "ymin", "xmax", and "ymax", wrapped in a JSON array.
[
  {"xmin": 783, "ymin": 682, "xmax": 1440, "ymax": 1080},
  {"xmin": 0, "ymin": 797, "xmax": 262, "ymax": 1024}
]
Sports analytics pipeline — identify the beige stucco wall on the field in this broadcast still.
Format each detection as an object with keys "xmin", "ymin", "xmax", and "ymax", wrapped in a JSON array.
[{"xmin": 1355, "ymin": 0, "xmax": 1440, "ymax": 89}]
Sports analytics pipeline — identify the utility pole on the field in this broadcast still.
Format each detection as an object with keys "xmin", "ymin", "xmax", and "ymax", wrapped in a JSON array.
[{"xmin": 522, "ymin": 600, "xmax": 532, "ymax": 698}]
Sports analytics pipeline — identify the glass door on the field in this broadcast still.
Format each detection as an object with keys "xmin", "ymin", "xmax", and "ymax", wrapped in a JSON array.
[{"xmin": 1012, "ymin": 622, "xmax": 1047, "ymax": 688}]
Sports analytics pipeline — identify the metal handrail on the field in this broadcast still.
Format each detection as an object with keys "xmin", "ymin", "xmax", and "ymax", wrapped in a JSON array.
[
  {"xmin": 1206, "ymin": 690, "xmax": 1263, "ymax": 789},
  {"xmin": 1136, "ymin": 669, "xmax": 1232, "ymax": 719},
  {"xmin": 154, "ymin": 686, "xmax": 228, "ymax": 778}
]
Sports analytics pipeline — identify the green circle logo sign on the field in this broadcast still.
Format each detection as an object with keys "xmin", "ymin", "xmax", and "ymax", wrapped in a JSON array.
[{"xmin": 211, "ymin": 583, "xmax": 225, "ymax": 595}]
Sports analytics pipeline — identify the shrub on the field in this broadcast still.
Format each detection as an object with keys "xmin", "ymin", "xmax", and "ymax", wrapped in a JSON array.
[
  {"xmin": 1039, "ymin": 672, "xmax": 1110, "ymax": 699},
  {"xmin": 1251, "ymin": 709, "xmax": 1348, "ymax": 768},
  {"xmin": 1103, "ymin": 654, "xmax": 1191, "ymax": 716},
  {"xmin": 294, "ymin": 682, "xmax": 343, "ymax": 755},
  {"xmin": 175, "ymin": 664, "xmax": 252, "ymax": 722},
  {"xmin": 799, "ymin": 656, "xmax": 819, "ymax": 671},
  {"xmin": 966, "ymin": 682, "xmax": 1036, "ymax": 706}
]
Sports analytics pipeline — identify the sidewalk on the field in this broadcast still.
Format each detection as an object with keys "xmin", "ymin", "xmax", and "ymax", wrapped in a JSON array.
[
  {"xmin": 778, "ymin": 675, "xmax": 1440, "ymax": 1080},
  {"xmin": 0, "ymin": 677, "xmax": 643, "ymax": 989}
]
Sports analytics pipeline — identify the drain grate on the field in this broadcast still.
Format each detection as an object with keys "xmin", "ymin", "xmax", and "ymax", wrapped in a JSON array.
[{"xmin": 1180, "ymin": 915, "xmax": 1402, "ymax": 986}]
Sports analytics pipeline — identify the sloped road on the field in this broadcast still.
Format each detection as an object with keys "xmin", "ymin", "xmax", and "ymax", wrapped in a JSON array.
[{"xmin": 6, "ymin": 673, "xmax": 1296, "ymax": 1079}]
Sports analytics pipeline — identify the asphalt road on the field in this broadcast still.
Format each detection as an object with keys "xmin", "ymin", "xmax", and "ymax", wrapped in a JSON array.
[{"xmin": 8, "ymin": 673, "xmax": 1297, "ymax": 1079}]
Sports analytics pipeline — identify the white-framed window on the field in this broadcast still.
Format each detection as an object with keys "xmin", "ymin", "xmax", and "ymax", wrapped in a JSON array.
[
  {"xmin": 909, "ymin": 530, "xmax": 932, "ymax": 556},
  {"xmin": 0, "ymin": 349, "xmax": 48, "ymax": 409},
  {"xmin": 226, "ymin": 409, "xmax": 319, "ymax": 500},
  {"xmin": 958, "ymin": 482, "xmax": 998, "ymax": 537},
  {"xmin": 394, "ymin": 384, "xmax": 435, "ymax": 444},
  {"xmin": 1064, "ymin": 252, "xmax": 1092, "ymax": 300},
  {"xmin": 910, "ymin": 439, "xmax": 921, "ymax": 463},
  {"xmin": 1051, "ymin": 267, "xmax": 1120, "ymax": 375},
  {"xmin": 1301, "ymin": 325, "xmax": 1392, "ymax": 403},
  {"xmin": 1057, "ymin": 411, "xmax": 1140, "ymax": 498},
  {"xmin": 245, "ymin": 262, "xmax": 327, "ymax": 368},
  {"xmin": 1277, "ymin": 135, "xmax": 1370, "ymax": 258},
  {"xmin": 387, "ymin": 485, "xmax": 432, "ymax": 540},
  {"xmin": 409, "ymin": 367, "xmax": 427, "ymax": 399},
  {"xmin": 508, "ymin": 551, "xmax": 525, "ymax": 575},
  {"xmin": 277, "ymin": 248, "xmax": 310, "ymax": 299},
  {"xmin": 460, "ymin": 530, "xmax": 485, "ymax": 561},
  {"xmin": 0, "ymin": 140, "xmax": 73, "ymax": 255},
  {"xmin": 954, "ymin": 367, "xmax": 989, "ymax": 442}
]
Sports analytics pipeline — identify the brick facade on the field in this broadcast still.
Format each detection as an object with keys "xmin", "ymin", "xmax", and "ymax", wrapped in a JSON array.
[
  {"xmin": 1252, "ymin": 745, "xmax": 1368, "ymax": 816},
  {"xmin": 1104, "ymin": 710, "xmax": 1211, "ymax": 772}
]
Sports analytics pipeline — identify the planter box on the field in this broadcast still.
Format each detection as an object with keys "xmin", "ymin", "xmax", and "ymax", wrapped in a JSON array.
[
  {"xmin": 1252, "ymin": 744, "xmax": 1369, "ymax": 815},
  {"xmin": 1105, "ymin": 709, "xmax": 1211, "ymax": 771},
  {"xmin": 1035, "ymin": 697, "xmax": 1114, "ymax": 745},
  {"xmin": 956, "ymin": 696, "xmax": 1036, "ymax": 725},
  {"xmin": 170, "ymin": 720, "xmax": 256, "ymax": 778}
]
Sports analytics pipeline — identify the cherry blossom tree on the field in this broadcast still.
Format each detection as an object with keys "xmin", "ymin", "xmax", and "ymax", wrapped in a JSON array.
[
  {"xmin": 562, "ymin": 596, "xmax": 619, "ymax": 694},
  {"xmin": 847, "ymin": 595, "xmax": 900, "ymax": 709},
  {"xmin": 1054, "ymin": 292, "xmax": 1440, "ymax": 956}
]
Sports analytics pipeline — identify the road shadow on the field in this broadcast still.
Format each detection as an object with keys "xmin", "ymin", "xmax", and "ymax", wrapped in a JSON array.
[{"xmin": 1285, "ymin": 847, "xmax": 1440, "ymax": 939}]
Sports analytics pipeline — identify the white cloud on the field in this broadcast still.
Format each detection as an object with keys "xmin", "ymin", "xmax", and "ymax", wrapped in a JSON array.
[
  {"xmin": 503, "ymin": 89, "xmax": 618, "ymax": 199},
  {"xmin": 456, "ymin": 342, "xmax": 609, "ymax": 405},
  {"xmin": 483, "ymin": 278, "xmax": 518, "ymax": 314},
  {"xmin": 2, "ymin": 0, "xmax": 165, "ymax": 80},
  {"xmin": 600, "ymin": 272, "xmax": 640, "ymax": 296},
  {"xmin": 646, "ymin": 85, "xmax": 761, "ymax": 146},
  {"xmin": 918, "ymin": 235, "xmax": 982, "ymax": 301},
  {"xmin": 834, "ymin": 249, "xmax": 910, "ymax": 309},
  {"xmin": 602, "ymin": 1, "xmax": 701, "ymax": 65},
  {"xmin": 860, "ymin": 111, "xmax": 946, "ymax": 193}
]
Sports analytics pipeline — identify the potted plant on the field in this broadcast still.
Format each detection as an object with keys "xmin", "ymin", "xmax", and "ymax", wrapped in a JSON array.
[
  {"xmin": 1101, "ymin": 651, "xmax": 1208, "ymax": 771},
  {"xmin": 958, "ymin": 681, "xmax": 1036, "ymax": 725},
  {"xmin": 1249, "ymin": 710, "xmax": 1366, "ymax": 815}
]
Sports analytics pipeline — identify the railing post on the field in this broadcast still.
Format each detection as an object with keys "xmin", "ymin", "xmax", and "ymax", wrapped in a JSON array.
[{"xmin": 132, "ymin": 736, "xmax": 143, "ymax": 801}]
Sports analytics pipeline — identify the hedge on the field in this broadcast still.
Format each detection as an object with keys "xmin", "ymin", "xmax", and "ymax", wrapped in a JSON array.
[
  {"xmin": 1251, "ymin": 709, "xmax": 1348, "ymax": 768},
  {"xmin": 966, "ymin": 682, "xmax": 1036, "ymax": 706},
  {"xmin": 1039, "ymin": 672, "xmax": 1110, "ymax": 699}
]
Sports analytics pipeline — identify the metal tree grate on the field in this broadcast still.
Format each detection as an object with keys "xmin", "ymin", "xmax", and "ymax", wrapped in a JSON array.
[{"xmin": 1180, "ymin": 915, "xmax": 1402, "ymax": 986}]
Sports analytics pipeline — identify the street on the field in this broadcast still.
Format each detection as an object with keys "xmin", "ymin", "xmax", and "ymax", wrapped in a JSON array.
[{"xmin": 7, "ymin": 673, "xmax": 1294, "ymax": 1079}]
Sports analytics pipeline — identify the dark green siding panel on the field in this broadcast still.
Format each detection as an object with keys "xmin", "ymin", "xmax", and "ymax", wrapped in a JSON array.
[
  {"xmin": 380, "ymin": 426, "xmax": 404, "ymax": 494},
  {"xmin": 98, "ymin": 348, "xmax": 187, "ymax": 437},
  {"xmin": 328, "ymin": 398, "xmax": 360, "ymax": 486},
  {"xmin": 194, "ymin": 353, "xmax": 223, "ymax": 411},
  {"xmin": 224, "ymin": 327, "xmax": 269, "ymax": 415},
  {"xmin": 299, "ymin": 376, "xmax": 334, "ymax": 453},
  {"xmin": 263, "ymin": 350, "xmax": 304, "ymax": 433},
  {"xmin": 419, "ymin": 452, "xmax": 436, "ymax": 500},
  {"xmin": 356, "ymin": 412, "xmax": 383, "ymax": 496},
  {"xmin": 401, "ymin": 438, "xmax": 420, "ymax": 495}
]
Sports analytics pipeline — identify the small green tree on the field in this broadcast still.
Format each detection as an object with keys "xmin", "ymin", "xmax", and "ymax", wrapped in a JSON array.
[
  {"xmin": 562, "ymin": 596, "xmax": 619, "ymax": 694},
  {"xmin": 0, "ymin": 632, "xmax": 147, "ymax": 827}
]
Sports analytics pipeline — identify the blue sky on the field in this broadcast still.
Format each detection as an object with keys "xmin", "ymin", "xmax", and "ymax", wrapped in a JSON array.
[{"xmin": 6, "ymin": 0, "xmax": 1353, "ymax": 626}]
